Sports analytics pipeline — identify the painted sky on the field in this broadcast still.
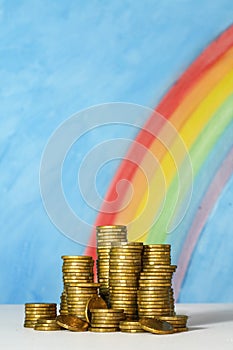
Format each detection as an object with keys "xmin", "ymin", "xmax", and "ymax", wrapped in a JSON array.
[{"xmin": 0, "ymin": 0, "xmax": 233, "ymax": 303}]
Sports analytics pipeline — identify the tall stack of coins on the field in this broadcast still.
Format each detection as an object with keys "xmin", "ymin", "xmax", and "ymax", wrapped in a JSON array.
[
  {"xmin": 137, "ymin": 244, "xmax": 176, "ymax": 319},
  {"xmin": 109, "ymin": 242, "xmax": 143, "ymax": 320},
  {"xmin": 66, "ymin": 283, "xmax": 100, "ymax": 320},
  {"xmin": 96, "ymin": 225, "xmax": 127, "ymax": 303},
  {"xmin": 60, "ymin": 255, "xmax": 97, "ymax": 320},
  {"xmin": 24, "ymin": 303, "xmax": 57, "ymax": 328},
  {"xmin": 89, "ymin": 309, "xmax": 125, "ymax": 332}
]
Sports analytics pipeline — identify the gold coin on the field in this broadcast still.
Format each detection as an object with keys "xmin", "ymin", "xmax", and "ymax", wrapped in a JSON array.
[
  {"xmin": 139, "ymin": 318, "xmax": 173, "ymax": 334},
  {"xmin": 120, "ymin": 321, "xmax": 140, "ymax": 326},
  {"xmin": 110, "ymin": 296, "xmax": 137, "ymax": 300},
  {"xmin": 34, "ymin": 326, "xmax": 61, "ymax": 331},
  {"xmin": 158, "ymin": 315, "xmax": 188, "ymax": 321},
  {"xmin": 113, "ymin": 241, "xmax": 143, "ymax": 246},
  {"xmin": 143, "ymin": 265, "xmax": 176, "ymax": 270},
  {"xmin": 25, "ymin": 303, "xmax": 56, "ymax": 308},
  {"xmin": 140, "ymin": 272, "xmax": 173, "ymax": 276},
  {"xmin": 89, "ymin": 327, "xmax": 119, "ymax": 332},
  {"xmin": 120, "ymin": 329, "xmax": 144, "ymax": 333},
  {"xmin": 35, "ymin": 318, "xmax": 57, "ymax": 324},
  {"xmin": 143, "ymin": 244, "xmax": 170, "ymax": 248},
  {"xmin": 172, "ymin": 327, "xmax": 188, "ymax": 333},
  {"xmin": 111, "ymin": 247, "xmax": 143, "ymax": 251},
  {"xmin": 110, "ymin": 300, "xmax": 137, "ymax": 305},
  {"xmin": 120, "ymin": 326, "xmax": 143, "ymax": 331},
  {"xmin": 91, "ymin": 308, "xmax": 124, "ymax": 313},
  {"xmin": 91, "ymin": 323, "xmax": 119, "ymax": 328},
  {"xmin": 56, "ymin": 315, "xmax": 89, "ymax": 331},
  {"xmin": 110, "ymin": 289, "xmax": 138, "ymax": 293},
  {"xmin": 110, "ymin": 260, "xmax": 141, "ymax": 264},
  {"xmin": 97, "ymin": 224, "xmax": 127, "ymax": 229},
  {"xmin": 91, "ymin": 314, "xmax": 125, "ymax": 320}
]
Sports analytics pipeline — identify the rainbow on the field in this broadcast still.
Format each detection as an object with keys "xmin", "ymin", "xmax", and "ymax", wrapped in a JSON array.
[{"xmin": 86, "ymin": 25, "xmax": 233, "ymax": 298}]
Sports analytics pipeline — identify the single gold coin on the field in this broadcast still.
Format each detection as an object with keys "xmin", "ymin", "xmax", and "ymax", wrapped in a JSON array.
[
  {"xmin": 120, "ymin": 329, "xmax": 144, "ymax": 333},
  {"xmin": 91, "ymin": 315, "xmax": 125, "ymax": 321},
  {"xmin": 34, "ymin": 326, "xmax": 61, "ymax": 331},
  {"xmin": 158, "ymin": 315, "xmax": 188, "ymax": 321},
  {"xmin": 139, "ymin": 318, "xmax": 173, "ymax": 334},
  {"xmin": 89, "ymin": 327, "xmax": 119, "ymax": 332},
  {"xmin": 90, "ymin": 308, "xmax": 124, "ymax": 313},
  {"xmin": 97, "ymin": 224, "xmax": 127, "ymax": 229},
  {"xmin": 172, "ymin": 327, "xmax": 188, "ymax": 333},
  {"xmin": 91, "ymin": 322, "xmax": 120, "ymax": 327},
  {"xmin": 56, "ymin": 315, "xmax": 89, "ymax": 331}
]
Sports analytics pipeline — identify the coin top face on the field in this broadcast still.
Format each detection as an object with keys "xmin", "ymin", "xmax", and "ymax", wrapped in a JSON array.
[
  {"xmin": 140, "ymin": 318, "xmax": 174, "ymax": 334},
  {"xmin": 56, "ymin": 315, "xmax": 89, "ymax": 331}
]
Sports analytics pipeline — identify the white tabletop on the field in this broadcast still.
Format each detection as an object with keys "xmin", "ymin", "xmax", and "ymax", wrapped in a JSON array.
[{"xmin": 1, "ymin": 304, "xmax": 233, "ymax": 350}]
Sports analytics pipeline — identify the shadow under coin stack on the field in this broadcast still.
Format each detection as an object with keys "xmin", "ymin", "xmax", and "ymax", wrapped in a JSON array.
[
  {"xmin": 60, "ymin": 255, "xmax": 99, "ymax": 320},
  {"xmin": 24, "ymin": 303, "xmax": 57, "ymax": 328},
  {"xmin": 96, "ymin": 225, "xmax": 128, "ymax": 304},
  {"xmin": 137, "ymin": 244, "xmax": 176, "ymax": 319},
  {"xmin": 109, "ymin": 242, "xmax": 143, "ymax": 320},
  {"xmin": 89, "ymin": 309, "xmax": 125, "ymax": 332}
]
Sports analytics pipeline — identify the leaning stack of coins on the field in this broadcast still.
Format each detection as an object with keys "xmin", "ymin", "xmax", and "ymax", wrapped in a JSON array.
[
  {"xmin": 34, "ymin": 318, "xmax": 61, "ymax": 331},
  {"xmin": 96, "ymin": 225, "xmax": 128, "ymax": 303},
  {"xmin": 66, "ymin": 283, "xmax": 100, "ymax": 320},
  {"xmin": 109, "ymin": 242, "xmax": 143, "ymax": 320},
  {"xmin": 24, "ymin": 303, "xmax": 57, "ymax": 328},
  {"xmin": 119, "ymin": 320, "xmax": 145, "ymax": 333},
  {"xmin": 158, "ymin": 315, "xmax": 188, "ymax": 333},
  {"xmin": 60, "ymin": 255, "xmax": 94, "ymax": 316},
  {"xmin": 137, "ymin": 244, "xmax": 176, "ymax": 319},
  {"xmin": 89, "ymin": 309, "xmax": 125, "ymax": 332}
]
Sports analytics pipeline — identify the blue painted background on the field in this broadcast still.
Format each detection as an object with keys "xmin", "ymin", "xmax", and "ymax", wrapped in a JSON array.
[{"xmin": 0, "ymin": 1, "xmax": 233, "ymax": 303}]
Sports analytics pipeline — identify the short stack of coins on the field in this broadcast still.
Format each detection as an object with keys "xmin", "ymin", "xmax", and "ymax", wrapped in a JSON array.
[
  {"xmin": 137, "ymin": 244, "xmax": 176, "ymax": 319},
  {"xmin": 24, "ymin": 303, "xmax": 57, "ymax": 328},
  {"xmin": 89, "ymin": 309, "xmax": 125, "ymax": 332},
  {"xmin": 34, "ymin": 318, "xmax": 61, "ymax": 331},
  {"xmin": 109, "ymin": 242, "xmax": 143, "ymax": 320},
  {"xmin": 65, "ymin": 283, "xmax": 100, "ymax": 321},
  {"xmin": 96, "ymin": 225, "xmax": 128, "ymax": 303},
  {"xmin": 119, "ymin": 320, "xmax": 145, "ymax": 333},
  {"xmin": 158, "ymin": 315, "xmax": 188, "ymax": 332}
]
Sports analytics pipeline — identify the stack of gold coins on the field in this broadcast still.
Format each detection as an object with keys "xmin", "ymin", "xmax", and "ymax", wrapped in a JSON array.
[
  {"xmin": 89, "ymin": 309, "xmax": 125, "ymax": 332},
  {"xmin": 119, "ymin": 320, "xmax": 145, "ymax": 333},
  {"xmin": 34, "ymin": 318, "xmax": 61, "ymax": 331},
  {"xmin": 24, "ymin": 303, "xmax": 57, "ymax": 328},
  {"xmin": 158, "ymin": 315, "xmax": 188, "ymax": 333},
  {"xmin": 59, "ymin": 255, "xmax": 94, "ymax": 315},
  {"xmin": 66, "ymin": 283, "xmax": 100, "ymax": 320},
  {"xmin": 137, "ymin": 244, "xmax": 176, "ymax": 319},
  {"xmin": 96, "ymin": 225, "xmax": 128, "ymax": 303},
  {"xmin": 109, "ymin": 242, "xmax": 143, "ymax": 320},
  {"xmin": 59, "ymin": 291, "xmax": 68, "ymax": 315}
]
